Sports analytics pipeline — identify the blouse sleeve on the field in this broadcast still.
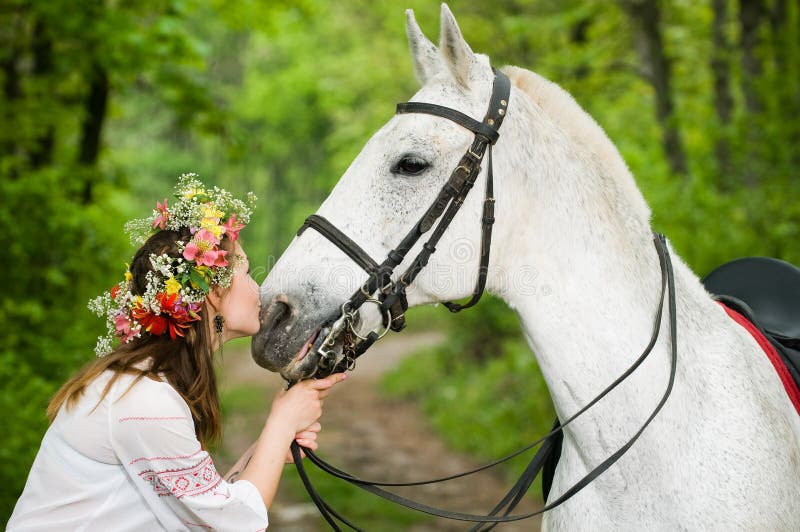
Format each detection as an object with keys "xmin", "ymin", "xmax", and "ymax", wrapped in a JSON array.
[{"xmin": 108, "ymin": 376, "xmax": 269, "ymax": 532}]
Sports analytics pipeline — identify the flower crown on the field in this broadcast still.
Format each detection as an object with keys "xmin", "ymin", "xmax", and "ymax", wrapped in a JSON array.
[{"xmin": 89, "ymin": 174, "xmax": 257, "ymax": 356}]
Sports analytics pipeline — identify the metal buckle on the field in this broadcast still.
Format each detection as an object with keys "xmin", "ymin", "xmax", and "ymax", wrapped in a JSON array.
[
  {"xmin": 455, "ymin": 164, "xmax": 471, "ymax": 177},
  {"xmin": 468, "ymin": 144, "xmax": 483, "ymax": 160}
]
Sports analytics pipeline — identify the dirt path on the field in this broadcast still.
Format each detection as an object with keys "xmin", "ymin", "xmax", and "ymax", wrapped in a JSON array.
[{"xmin": 218, "ymin": 332, "xmax": 542, "ymax": 530}]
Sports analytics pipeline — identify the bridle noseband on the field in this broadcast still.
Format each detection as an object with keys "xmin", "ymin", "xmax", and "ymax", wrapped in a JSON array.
[{"xmin": 295, "ymin": 68, "xmax": 511, "ymax": 378}]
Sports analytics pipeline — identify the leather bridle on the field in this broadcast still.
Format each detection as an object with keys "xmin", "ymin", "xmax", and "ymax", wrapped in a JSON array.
[
  {"xmin": 286, "ymin": 67, "xmax": 679, "ymax": 530},
  {"xmin": 294, "ymin": 68, "xmax": 511, "ymax": 379}
]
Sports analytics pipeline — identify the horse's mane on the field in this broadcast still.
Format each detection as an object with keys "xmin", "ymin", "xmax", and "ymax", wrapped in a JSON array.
[{"xmin": 502, "ymin": 65, "xmax": 651, "ymax": 223}]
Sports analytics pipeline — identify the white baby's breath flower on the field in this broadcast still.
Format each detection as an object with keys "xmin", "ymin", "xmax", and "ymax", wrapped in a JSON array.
[{"xmin": 94, "ymin": 336, "xmax": 113, "ymax": 357}]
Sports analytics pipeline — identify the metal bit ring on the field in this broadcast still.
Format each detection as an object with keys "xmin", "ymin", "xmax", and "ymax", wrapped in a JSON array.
[{"xmin": 348, "ymin": 298, "xmax": 392, "ymax": 341}]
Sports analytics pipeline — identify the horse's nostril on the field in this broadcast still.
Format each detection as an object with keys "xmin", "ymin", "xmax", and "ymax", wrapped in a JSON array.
[{"xmin": 261, "ymin": 299, "xmax": 292, "ymax": 335}]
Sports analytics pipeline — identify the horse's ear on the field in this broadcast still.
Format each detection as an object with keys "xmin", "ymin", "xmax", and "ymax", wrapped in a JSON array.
[
  {"xmin": 405, "ymin": 9, "xmax": 439, "ymax": 85},
  {"xmin": 439, "ymin": 3, "xmax": 475, "ymax": 88}
]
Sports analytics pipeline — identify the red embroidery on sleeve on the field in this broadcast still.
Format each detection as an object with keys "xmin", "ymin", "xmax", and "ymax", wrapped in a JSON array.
[
  {"xmin": 138, "ymin": 455, "xmax": 222, "ymax": 498},
  {"xmin": 129, "ymin": 448, "xmax": 203, "ymax": 466},
  {"xmin": 118, "ymin": 416, "xmax": 187, "ymax": 422}
]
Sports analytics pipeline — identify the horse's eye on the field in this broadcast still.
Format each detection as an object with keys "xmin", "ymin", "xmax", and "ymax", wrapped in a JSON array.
[{"xmin": 391, "ymin": 156, "xmax": 429, "ymax": 176}]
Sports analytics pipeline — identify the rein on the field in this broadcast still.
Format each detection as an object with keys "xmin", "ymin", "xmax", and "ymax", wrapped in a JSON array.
[
  {"xmin": 286, "ymin": 67, "xmax": 679, "ymax": 528},
  {"xmin": 290, "ymin": 234, "xmax": 677, "ymax": 529}
]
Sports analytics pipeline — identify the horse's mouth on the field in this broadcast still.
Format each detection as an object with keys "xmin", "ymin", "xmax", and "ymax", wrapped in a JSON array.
[{"xmin": 281, "ymin": 325, "xmax": 343, "ymax": 381}]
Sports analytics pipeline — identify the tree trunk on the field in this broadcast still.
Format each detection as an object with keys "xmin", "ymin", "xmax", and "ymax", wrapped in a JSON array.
[
  {"xmin": 738, "ymin": 0, "xmax": 768, "ymax": 186},
  {"xmin": 570, "ymin": 15, "xmax": 593, "ymax": 80},
  {"xmin": 711, "ymin": 0, "xmax": 735, "ymax": 188},
  {"xmin": 739, "ymin": 0, "xmax": 764, "ymax": 114},
  {"xmin": 30, "ymin": 18, "xmax": 55, "ymax": 169},
  {"xmin": 767, "ymin": 0, "xmax": 800, "ymax": 170},
  {"xmin": 1, "ymin": 12, "xmax": 23, "ymax": 177},
  {"xmin": 621, "ymin": 0, "xmax": 689, "ymax": 176},
  {"xmin": 77, "ymin": 62, "xmax": 109, "ymax": 204}
]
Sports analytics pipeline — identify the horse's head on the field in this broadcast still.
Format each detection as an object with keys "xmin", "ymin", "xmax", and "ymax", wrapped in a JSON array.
[{"xmin": 252, "ymin": 5, "xmax": 512, "ymax": 380}]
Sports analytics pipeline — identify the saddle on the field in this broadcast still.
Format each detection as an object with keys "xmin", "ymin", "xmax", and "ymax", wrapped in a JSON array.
[
  {"xmin": 703, "ymin": 256, "xmax": 800, "ymax": 387},
  {"xmin": 541, "ymin": 256, "xmax": 800, "ymax": 503}
]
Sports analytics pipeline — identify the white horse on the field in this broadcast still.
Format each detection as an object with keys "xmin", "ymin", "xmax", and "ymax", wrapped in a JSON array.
[{"xmin": 252, "ymin": 4, "xmax": 800, "ymax": 529}]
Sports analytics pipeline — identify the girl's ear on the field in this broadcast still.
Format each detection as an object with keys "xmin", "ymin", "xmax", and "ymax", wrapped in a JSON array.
[{"xmin": 205, "ymin": 287, "xmax": 224, "ymax": 314}]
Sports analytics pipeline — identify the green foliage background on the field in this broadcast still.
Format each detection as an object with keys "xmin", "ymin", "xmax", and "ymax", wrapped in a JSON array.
[{"xmin": 2, "ymin": 0, "xmax": 798, "ymax": 523}]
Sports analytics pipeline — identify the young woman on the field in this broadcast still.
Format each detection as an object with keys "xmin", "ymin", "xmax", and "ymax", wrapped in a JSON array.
[{"xmin": 8, "ymin": 174, "xmax": 345, "ymax": 531}]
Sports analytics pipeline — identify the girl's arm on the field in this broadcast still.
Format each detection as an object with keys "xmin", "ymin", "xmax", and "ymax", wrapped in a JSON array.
[
  {"xmin": 233, "ymin": 373, "xmax": 346, "ymax": 508},
  {"xmin": 225, "ymin": 421, "xmax": 320, "ymax": 482}
]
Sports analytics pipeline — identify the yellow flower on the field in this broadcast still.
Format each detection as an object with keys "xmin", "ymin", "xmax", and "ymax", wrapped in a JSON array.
[
  {"xmin": 125, "ymin": 270, "xmax": 133, "ymax": 282},
  {"xmin": 182, "ymin": 187, "xmax": 206, "ymax": 200},
  {"xmin": 165, "ymin": 276, "xmax": 181, "ymax": 295},
  {"xmin": 200, "ymin": 204, "xmax": 225, "ymax": 239},
  {"xmin": 201, "ymin": 218, "xmax": 224, "ymax": 239},
  {"xmin": 203, "ymin": 204, "xmax": 224, "ymax": 220}
]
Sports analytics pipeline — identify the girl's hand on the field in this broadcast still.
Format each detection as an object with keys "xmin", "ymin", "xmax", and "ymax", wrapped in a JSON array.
[
  {"xmin": 268, "ymin": 373, "xmax": 347, "ymax": 434},
  {"xmin": 285, "ymin": 422, "xmax": 322, "ymax": 463}
]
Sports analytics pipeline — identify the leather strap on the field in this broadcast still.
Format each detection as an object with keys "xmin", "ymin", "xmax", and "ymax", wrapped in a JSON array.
[
  {"xmin": 298, "ymin": 215, "xmax": 379, "ymax": 274},
  {"xmin": 443, "ymin": 143, "xmax": 495, "ymax": 312},
  {"xmin": 397, "ymin": 103, "xmax": 500, "ymax": 143},
  {"xmin": 397, "ymin": 66, "xmax": 510, "ymax": 142}
]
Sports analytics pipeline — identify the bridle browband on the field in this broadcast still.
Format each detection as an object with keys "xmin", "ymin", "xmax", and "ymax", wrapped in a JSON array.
[
  {"xmin": 295, "ymin": 68, "xmax": 511, "ymax": 377},
  {"xmin": 286, "ymin": 67, "xmax": 679, "ymax": 530}
]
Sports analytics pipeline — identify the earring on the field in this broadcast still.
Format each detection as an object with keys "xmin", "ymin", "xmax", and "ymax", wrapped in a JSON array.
[{"xmin": 214, "ymin": 315, "xmax": 225, "ymax": 356}]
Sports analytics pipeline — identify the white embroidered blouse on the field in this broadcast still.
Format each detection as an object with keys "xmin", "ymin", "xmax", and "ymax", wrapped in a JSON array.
[{"xmin": 8, "ymin": 371, "xmax": 268, "ymax": 531}]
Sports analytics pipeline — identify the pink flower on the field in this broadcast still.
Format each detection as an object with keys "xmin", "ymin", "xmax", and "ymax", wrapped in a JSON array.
[
  {"xmin": 153, "ymin": 199, "xmax": 169, "ymax": 230},
  {"xmin": 194, "ymin": 228, "xmax": 220, "ymax": 245},
  {"xmin": 222, "ymin": 214, "xmax": 245, "ymax": 242},
  {"xmin": 210, "ymin": 249, "xmax": 228, "ymax": 267},
  {"xmin": 183, "ymin": 229, "xmax": 228, "ymax": 267},
  {"xmin": 114, "ymin": 311, "xmax": 137, "ymax": 343}
]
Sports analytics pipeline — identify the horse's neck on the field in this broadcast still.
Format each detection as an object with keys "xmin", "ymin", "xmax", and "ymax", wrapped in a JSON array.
[
  {"xmin": 497, "ymin": 213, "xmax": 672, "ymax": 425},
  {"xmin": 486, "ymin": 99, "xmax": 699, "ymax": 465}
]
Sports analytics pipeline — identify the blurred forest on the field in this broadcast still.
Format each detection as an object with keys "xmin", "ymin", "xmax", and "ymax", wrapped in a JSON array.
[{"xmin": 1, "ymin": 0, "xmax": 798, "ymax": 522}]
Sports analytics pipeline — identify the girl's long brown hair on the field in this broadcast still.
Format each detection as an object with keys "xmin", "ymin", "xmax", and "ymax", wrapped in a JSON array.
[{"xmin": 48, "ymin": 228, "xmax": 231, "ymax": 448}]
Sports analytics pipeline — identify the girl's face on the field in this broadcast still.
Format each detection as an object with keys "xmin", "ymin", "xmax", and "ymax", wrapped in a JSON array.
[{"xmin": 218, "ymin": 243, "xmax": 261, "ymax": 341}]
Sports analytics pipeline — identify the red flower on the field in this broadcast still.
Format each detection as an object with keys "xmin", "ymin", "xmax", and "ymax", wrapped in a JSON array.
[
  {"xmin": 131, "ymin": 292, "xmax": 201, "ymax": 340},
  {"xmin": 153, "ymin": 199, "xmax": 169, "ymax": 230},
  {"xmin": 131, "ymin": 306, "xmax": 168, "ymax": 336},
  {"xmin": 110, "ymin": 284, "xmax": 120, "ymax": 299}
]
